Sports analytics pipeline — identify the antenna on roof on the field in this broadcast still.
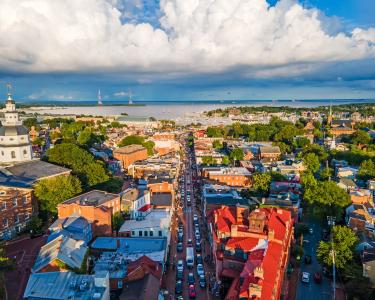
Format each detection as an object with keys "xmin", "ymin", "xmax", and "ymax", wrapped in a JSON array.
[
  {"xmin": 97, "ymin": 89, "xmax": 103, "ymax": 106},
  {"xmin": 128, "ymin": 90, "xmax": 133, "ymax": 105}
]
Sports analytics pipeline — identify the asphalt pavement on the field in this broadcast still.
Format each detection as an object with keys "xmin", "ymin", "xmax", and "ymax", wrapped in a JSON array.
[{"xmin": 296, "ymin": 221, "xmax": 332, "ymax": 300}]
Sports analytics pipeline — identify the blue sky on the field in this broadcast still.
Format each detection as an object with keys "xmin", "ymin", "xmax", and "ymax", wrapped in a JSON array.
[{"xmin": 0, "ymin": 0, "xmax": 375, "ymax": 102}]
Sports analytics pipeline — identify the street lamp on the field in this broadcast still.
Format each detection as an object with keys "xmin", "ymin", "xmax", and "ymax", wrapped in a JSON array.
[{"xmin": 327, "ymin": 216, "xmax": 336, "ymax": 300}]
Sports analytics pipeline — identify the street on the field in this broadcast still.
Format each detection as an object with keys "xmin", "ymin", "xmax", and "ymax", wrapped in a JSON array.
[
  {"xmin": 296, "ymin": 221, "xmax": 331, "ymax": 300},
  {"xmin": 163, "ymin": 137, "xmax": 215, "ymax": 300}
]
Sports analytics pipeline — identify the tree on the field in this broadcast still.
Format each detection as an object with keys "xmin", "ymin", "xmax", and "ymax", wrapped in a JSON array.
[
  {"xmin": 46, "ymin": 143, "xmax": 109, "ymax": 188},
  {"xmin": 206, "ymin": 127, "xmax": 224, "ymax": 137},
  {"xmin": 293, "ymin": 136, "xmax": 310, "ymax": 149},
  {"xmin": 77, "ymin": 128, "xmax": 103, "ymax": 147},
  {"xmin": 35, "ymin": 175, "xmax": 82, "ymax": 215},
  {"xmin": 319, "ymin": 167, "xmax": 333, "ymax": 181},
  {"xmin": 142, "ymin": 140, "xmax": 155, "ymax": 156},
  {"xmin": 95, "ymin": 177, "xmax": 124, "ymax": 193},
  {"xmin": 112, "ymin": 212, "xmax": 124, "ymax": 234},
  {"xmin": 202, "ymin": 156, "xmax": 215, "ymax": 166},
  {"xmin": 316, "ymin": 226, "xmax": 358, "ymax": 269},
  {"xmin": 221, "ymin": 155, "xmax": 230, "ymax": 165},
  {"xmin": 351, "ymin": 130, "xmax": 371, "ymax": 146},
  {"xmin": 26, "ymin": 216, "xmax": 43, "ymax": 234},
  {"xmin": 252, "ymin": 172, "xmax": 271, "ymax": 193},
  {"xmin": 300, "ymin": 171, "xmax": 317, "ymax": 189},
  {"xmin": 23, "ymin": 117, "xmax": 40, "ymax": 130},
  {"xmin": 212, "ymin": 140, "xmax": 223, "ymax": 149},
  {"xmin": 301, "ymin": 144, "xmax": 328, "ymax": 162},
  {"xmin": 229, "ymin": 148, "xmax": 244, "ymax": 162},
  {"xmin": 118, "ymin": 135, "xmax": 145, "ymax": 147},
  {"xmin": 358, "ymin": 159, "xmax": 375, "ymax": 180},
  {"xmin": 303, "ymin": 152, "xmax": 320, "ymax": 173}
]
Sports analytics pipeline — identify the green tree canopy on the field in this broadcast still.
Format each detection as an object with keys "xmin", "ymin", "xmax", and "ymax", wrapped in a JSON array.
[
  {"xmin": 351, "ymin": 130, "xmax": 372, "ymax": 146},
  {"xmin": 229, "ymin": 148, "xmax": 244, "ymax": 162},
  {"xmin": 46, "ymin": 143, "xmax": 109, "ymax": 188},
  {"xmin": 35, "ymin": 175, "xmax": 82, "ymax": 214},
  {"xmin": 212, "ymin": 140, "xmax": 223, "ymax": 149},
  {"xmin": 112, "ymin": 212, "xmax": 124, "ymax": 233},
  {"xmin": 142, "ymin": 140, "xmax": 155, "ymax": 156},
  {"xmin": 206, "ymin": 127, "xmax": 224, "ymax": 137},
  {"xmin": 202, "ymin": 156, "xmax": 216, "ymax": 166},
  {"xmin": 319, "ymin": 167, "xmax": 333, "ymax": 181},
  {"xmin": 293, "ymin": 136, "xmax": 310, "ymax": 149},
  {"xmin": 23, "ymin": 117, "xmax": 40, "ymax": 130},
  {"xmin": 118, "ymin": 135, "xmax": 145, "ymax": 147},
  {"xmin": 300, "ymin": 171, "xmax": 317, "ymax": 189},
  {"xmin": 303, "ymin": 152, "xmax": 320, "ymax": 173},
  {"xmin": 316, "ymin": 226, "xmax": 358, "ymax": 269},
  {"xmin": 221, "ymin": 155, "xmax": 230, "ymax": 165},
  {"xmin": 77, "ymin": 128, "xmax": 104, "ymax": 147},
  {"xmin": 358, "ymin": 159, "xmax": 375, "ymax": 181},
  {"xmin": 252, "ymin": 172, "xmax": 271, "ymax": 193},
  {"xmin": 301, "ymin": 144, "xmax": 328, "ymax": 162}
]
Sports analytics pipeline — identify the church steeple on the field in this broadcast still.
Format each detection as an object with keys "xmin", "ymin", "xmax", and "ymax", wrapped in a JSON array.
[
  {"xmin": 327, "ymin": 101, "xmax": 333, "ymax": 125},
  {"xmin": 3, "ymin": 84, "xmax": 21, "ymax": 125}
]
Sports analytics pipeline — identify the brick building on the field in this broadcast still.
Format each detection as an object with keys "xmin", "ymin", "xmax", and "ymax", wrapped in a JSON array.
[
  {"xmin": 113, "ymin": 144, "xmax": 148, "ymax": 169},
  {"xmin": 57, "ymin": 190, "xmax": 120, "ymax": 237},
  {"xmin": 202, "ymin": 167, "xmax": 252, "ymax": 187},
  {"xmin": 208, "ymin": 206, "xmax": 293, "ymax": 300},
  {"xmin": 0, "ymin": 186, "xmax": 36, "ymax": 239},
  {"xmin": 258, "ymin": 146, "xmax": 281, "ymax": 161}
]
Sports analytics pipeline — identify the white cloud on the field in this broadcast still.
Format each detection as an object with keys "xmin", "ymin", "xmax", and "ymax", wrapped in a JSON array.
[{"xmin": 0, "ymin": 0, "xmax": 374, "ymax": 78}]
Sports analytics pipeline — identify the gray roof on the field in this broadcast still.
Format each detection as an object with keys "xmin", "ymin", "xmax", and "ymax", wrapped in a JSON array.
[
  {"xmin": 205, "ymin": 196, "xmax": 248, "ymax": 206},
  {"xmin": 32, "ymin": 235, "xmax": 88, "ymax": 272},
  {"xmin": 24, "ymin": 271, "xmax": 108, "ymax": 300},
  {"xmin": 151, "ymin": 193, "xmax": 173, "ymax": 206},
  {"xmin": 0, "ymin": 160, "xmax": 71, "ymax": 187},
  {"xmin": 0, "ymin": 125, "xmax": 28, "ymax": 137},
  {"xmin": 91, "ymin": 237, "xmax": 166, "ymax": 252},
  {"xmin": 62, "ymin": 190, "xmax": 119, "ymax": 206}
]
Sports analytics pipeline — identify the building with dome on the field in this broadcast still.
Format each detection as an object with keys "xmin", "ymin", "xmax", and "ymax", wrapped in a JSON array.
[{"xmin": 0, "ymin": 90, "xmax": 32, "ymax": 165}]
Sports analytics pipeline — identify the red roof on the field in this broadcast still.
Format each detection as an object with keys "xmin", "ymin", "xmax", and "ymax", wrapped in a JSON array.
[
  {"xmin": 215, "ymin": 206, "xmax": 236, "ymax": 233},
  {"xmin": 138, "ymin": 204, "xmax": 152, "ymax": 212},
  {"xmin": 225, "ymin": 237, "xmax": 260, "ymax": 252}
]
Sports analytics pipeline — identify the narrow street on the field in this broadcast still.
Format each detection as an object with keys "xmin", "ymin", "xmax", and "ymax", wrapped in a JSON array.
[{"xmin": 163, "ymin": 137, "xmax": 215, "ymax": 300}]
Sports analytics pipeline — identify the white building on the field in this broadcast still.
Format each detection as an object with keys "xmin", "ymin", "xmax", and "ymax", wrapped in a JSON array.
[{"xmin": 0, "ymin": 90, "xmax": 32, "ymax": 164}]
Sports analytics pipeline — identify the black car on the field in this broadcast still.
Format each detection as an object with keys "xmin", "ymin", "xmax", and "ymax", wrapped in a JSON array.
[
  {"xmin": 199, "ymin": 275, "xmax": 206, "ymax": 288},
  {"xmin": 176, "ymin": 270, "xmax": 184, "ymax": 280},
  {"xmin": 196, "ymin": 242, "xmax": 201, "ymax": 252},
  {"xmin": 177, "ymin": 242, "xmax": 183, "ymax": 252},
  {"xmin": 196, "ymin": 254, "xmax": 203, "ymax": 265},
  {"xmin": 188, "ymin": 272, "xmax": 195, "ymax": 285},
  {"xmin": 304, "ymin": 254, "xmax": 312, "ymax": 264},
  {"xmin": 175, "ymin": 280, "xmax": 183, "ymax": 294},
  {"xmin": 178, "ymin": 234, "xmax": 183, "ymax": 242}
]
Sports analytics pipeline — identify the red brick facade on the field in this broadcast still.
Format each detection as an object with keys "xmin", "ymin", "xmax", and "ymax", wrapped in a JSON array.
[
  {"xmin": 113, "ymin": 144, "xmax": 148, "ymax": 169},
  {"xmin": 0, "ymin": 187, "xmax": 36, "ymax": 239}
]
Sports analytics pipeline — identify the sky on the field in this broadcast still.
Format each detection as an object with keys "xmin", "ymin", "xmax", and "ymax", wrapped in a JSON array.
[{"xmin": 0, "ymin": 0, "xmax": 375, "ymax": 102}]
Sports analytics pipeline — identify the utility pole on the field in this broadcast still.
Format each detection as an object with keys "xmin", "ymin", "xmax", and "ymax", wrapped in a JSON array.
[{"xmin": 327, "ymin": 216, "xmax": 336, "ymax": 300}]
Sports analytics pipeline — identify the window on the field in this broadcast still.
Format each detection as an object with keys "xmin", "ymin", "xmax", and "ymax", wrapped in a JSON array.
[
  {"xmin": 14, "ymin": 214, "xmax": 19, "ymax": 224},
  {"xmin": 11, "ymin": 151, "xmax": 15, "ymax": 159},
  {"xmin": 2, "ymin": 218, "xmax": 8, "ymax": 228},
  {"xmin": 13, "ymin": 197, "xmax": 17, "ymax": 207},
  {"xmin": 22, "ymin": 196, "xmax": 27, "ymax": 205},
  {"xmin": 150, "ymin": 231, "xmax": 153, "ymax": 237},
  {"xmin": 1, "ymin": 151, "xmax": 3, "ymax": 156},
  {"xmin": 131, "ymin": 231, "xmax": 135, "ymax": 236},
  {"xmin": 1, "ymin": 202, "xmax": 6, "ymax": 210},
  {"xmin": 139, "ymin": 231, "xmax": 142, "ymax": 236},
  {"xmin": 23, "ymin": 149, "xmax": 27, "ymax": 155},
  {"xmin": 117, "ymin": 281, "xmax": 123, "ymax": 289},
  {"xmin": 144, "ymin": 231, "xmax": 148, "ymax": 237},
  {"xmin": 25, "ymin": 213, "xmax": 30, "ymax": 220},
  {"xmin": 158, "ymin": 230, "xmax": 162, "ymax": 237}
]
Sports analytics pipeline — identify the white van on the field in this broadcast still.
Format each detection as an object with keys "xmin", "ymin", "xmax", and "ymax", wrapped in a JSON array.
[{"xmin": 186, "ymin": 247, "xmax": 194, "ymax": 268}]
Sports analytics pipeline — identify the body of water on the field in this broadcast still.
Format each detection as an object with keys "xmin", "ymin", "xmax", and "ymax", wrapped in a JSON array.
[{"xmin": 23, "ymin": 99, "xmax": 375, "ymax": 121}]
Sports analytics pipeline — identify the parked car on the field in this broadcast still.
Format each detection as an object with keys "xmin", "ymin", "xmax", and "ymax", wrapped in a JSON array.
[
  {"xmin": 309, "ymin": 228, "xmax": 314, "ymax": 234},
  {"xmin": 177, "ymin": 242, "xmax": 183, "ymax": 252},
  {"xmin": 196, "ymin": 241, "xmax": 201, "ymax": 252},
  {"xmin": 197, "ymin": 264, "xmax": 204, "ymax": 276},
  {"xmin": 187, "ymin": 238, "xmax": 193, "ymax": 246},
  {"xmin": 314, "ymin": 272, "xmax": 322, "ymax": 283},
  {"xmin": 188, "ymin": 272, "xmax": 195, "ymax": 285},
  {"xmin": 188, "ymin": 284, "xmax": 196, "ymax": 298},
  {"xmin": 301, "ymin": 272, "xmax": 310, "ymax": 283},
  {"xmin": 193, "ymin": 214, "xmax": 198, "ymax": 223},
  {"xmin": 175, "ymin": 280, "xmax": 183, "ymax": 294},
  {"xmin": 199, "ymin": 275, "xmax": 206, "ymax": 288}
]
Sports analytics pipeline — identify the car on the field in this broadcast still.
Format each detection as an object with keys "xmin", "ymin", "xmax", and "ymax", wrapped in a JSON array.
[
  {"xmin": 187, "ymin": 199, "xmax": 191, "ymax": 206},
  {"xmin": 194, "ymin": 223, "xmax": 200, "ymax": 231},
  {"xmin": 188, "ymin": 285, "xmax": 196, "ymax": 298},
  {"xmin": 175, "ymin": 280, "xmax": 183, "ymax": 294},
  {"xmin": 187, "ymin": 239, "xmax": 193, "ymax": 246},
  {"xmin": 301, "ymin": 272, "xmax": 310, "ymax": 283},
  {"xmin": 178, "ymin": 235, "xmax": 183, "ymax": 242},
  {"xmin": 188, "ymin": 272, "xmax": 195, "ymax": 285},
  {"xmin": 176, "ymin": 270, "xmax": 183, "ymax": 280},
  {"xmin": 195, "ymin": 232, "xmax": 201, "ymax": 241},
  {"xmin": 193, "ymin": 214, "xmax": 199, "ymax": 223},
  {"xmin": 196, "ymin": 241, "xmax": 201, "ymax": 252},
  {"xmin": 199, "ymin": 275, "xmax": 206, "ymax": 288},
  {"xmin": 196, "ymin": 254, "xmax": 203, "ymax": 265},
  {"xmin": 177, "ymin": 260, "xmax": 184, "ymax": 272},
  {"xmin": 197, "ymin": 264, "xmax": 204, "ymax": 276},
  {"xmin": 309, "ymin": 228, "xmax": 314, "ymax": 234},
  {"xmin": 314, "ymin": 272, "xmax": 322, "ymax": 283},
  {"xmin": 304, "ymin": 254, "xmax": 312, "ymax": 264},
  {"xmin": 177, "ymin": 242, "xmax": 183, "ymax": 252},
  {"xmin": 176, "ymin": 296, "xmax": 184, "ymax": 300}
]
